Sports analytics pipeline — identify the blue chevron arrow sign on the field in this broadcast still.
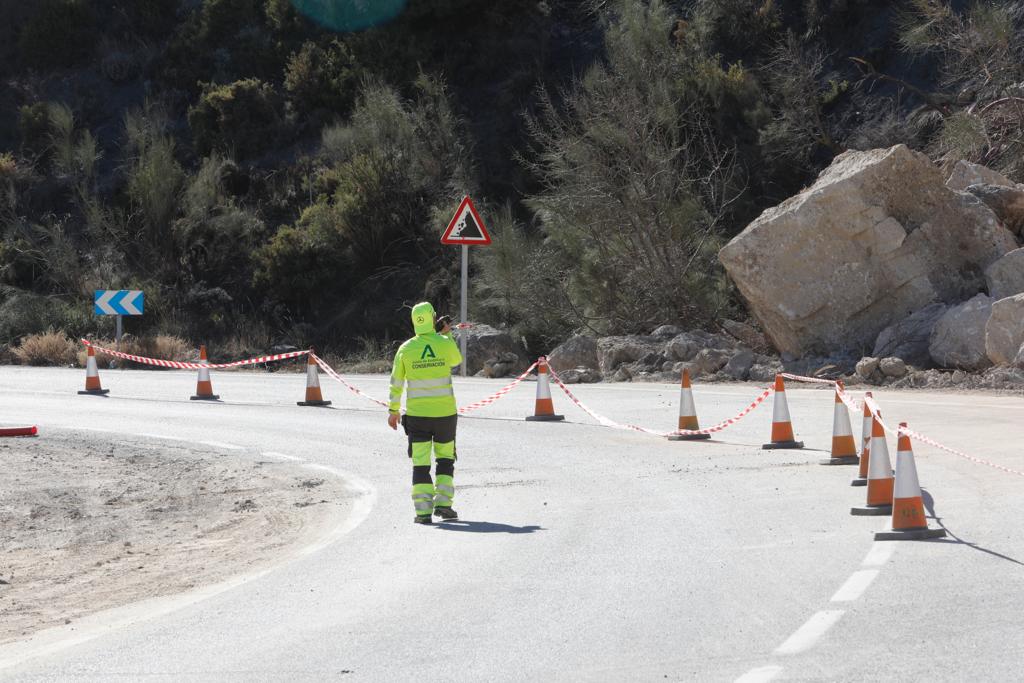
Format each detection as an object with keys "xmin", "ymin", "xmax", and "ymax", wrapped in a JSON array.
[{"xmin": 94, "ymin": 290, "xmax": 144, "ymax": 316}]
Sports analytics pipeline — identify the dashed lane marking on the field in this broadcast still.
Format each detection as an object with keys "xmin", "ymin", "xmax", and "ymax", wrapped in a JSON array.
[
  {"xmin": 734, "ymin": 664, "xmax": 783, "ymax": 682},
  {"xmin": 830, "ymin": 569, "xmax": 880, "ymax": 602},
  {"xmin": 773, "ymin": 610, "xmax": 846, "ymax": 655}
]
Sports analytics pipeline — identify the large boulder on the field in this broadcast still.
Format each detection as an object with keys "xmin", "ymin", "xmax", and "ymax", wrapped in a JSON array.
[
  {"xmin": 945, "ymin": 160, "xmax": 1016, "ymax": 191},
  {"xmin": 456, "ymin": 324, "xmax": 528, "ymax": 376},
  {"xmin": 966, "ymin": 184, "xmax": 1024, "ymax": 235},
  {"xmin": 928, "ymin": 294, "xmax": 993, "ymax": 371},
  {"xmin": 985, "ymin": 248, "xmax": 1024, "ymax": 301},
  {"xmin": 721, "ymin": 319, "xmax": 769, "ymax": 351},
  {"xmin": 985, "ymin": 294, "xmax": 1024, "ymax": 366},
  {"xmin": 719, "ymin": 145, "xmax": 1017, "ymax": 357},
  {"xmin": 548, "ymin": 335, "xmax": 599, "ymax": 372},
  {"xmin": 596, "ymin": 336, "xmax": 658, "ymax": 374},
  {"xmin": 871, "ymin": 302, "xmax": 948, "ymax": 366}
]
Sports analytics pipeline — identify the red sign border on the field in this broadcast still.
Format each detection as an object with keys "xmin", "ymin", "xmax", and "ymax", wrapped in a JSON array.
[{"xmin": 441, "ymin": 196, "xmax": 492, "ymax": 246}]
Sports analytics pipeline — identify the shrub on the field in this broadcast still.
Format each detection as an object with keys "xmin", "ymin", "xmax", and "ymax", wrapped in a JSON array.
[
  {"xmin": 17, "ymin": 103, "xmax": 50, "ymax": 155},
  {"xmin": 284, "ymin": 40, "xmax": 360, "ymax": 116},
  {"xmin": 0, "ymin": 288, "xmax": 92, "ymax": 344},
  {"xmin": 18, "ymin": 0, "xmax": 96, "ymax": 69},
  {"xmin": 188, "ymin": 79, "xmax": 284, "ymax": 159},
  {"xmin": 76, "ymin": 335, "xmax": 193, "ymax": 369},
  {"xmin": 13, "ymin": 329, "xmax": 77, "ymax": 366}
]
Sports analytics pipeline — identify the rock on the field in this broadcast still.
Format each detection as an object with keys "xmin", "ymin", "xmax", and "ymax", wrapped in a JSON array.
[
  {"xmin": 482, "ymin": 352, "xmax": 521, "ymax": 379},
  {"xmin": 611, "ymin": 365, "xmax": 633, "ymax": 382},
  {"xmin": 855, "ymin": 356, "xmax": 880, "ymax": 379},
  {"xmin": 692, "ymin": 348, "xmax": 731, "ymax": 375},
  {"xmin": 547, "ymin": 335, "xmax": 599, "ymax": 372},
  {"xmin": 665, "ymin": 334, "xmax": 701, "ymax": 362},
  {"xmin": 456, "ymin": 324, "xmax": 528, "ymax": 376},
  {"xmin": 748, "ymin": 364, "xmax": 779, "ymax": 383},
  {"xmin": 721, "ymin": 319, "xmax": 769, "ymax": 350},
  {"xmin": 945, "ymin": 160, "xmax": 1015, "ymax": 191},
  {"xmin": 722, "ymin": 349, "xmax": 754, "ymax": 380},
  {"xmin": 985, "ymin": 294, "xmax": 1024, "ymax": 365},
  {"xmin": 719, "ymin": 145, "xmax": 1018, "ymax": 357},
  {"xmin": 560, "ymin": 367, "xmax": 602, "ymax": 384},
  {"xmin": 966, "ymin": 184, "xmax": 1024, "ymax": 234},
  {"xmin": 928, "ymin": 294, "xmax": 993, "ymax": 371},
  {"xmin": 879, "ymin": 356, "xmax": 907, "ymax": 378},
  {"xmin": 872, "ymin": 303, "xmax": 948, "ymax": 366},
  {"xmin": 596, "ymin": 336, "xmax": 658, "ymax": 374},
  {"xmin": 985, "ymin": 248, "xmax": 1024, "ymax": 301},
  {"xmin": 650, "ymin": 325, "xmax": 683, "ymax": 340}
]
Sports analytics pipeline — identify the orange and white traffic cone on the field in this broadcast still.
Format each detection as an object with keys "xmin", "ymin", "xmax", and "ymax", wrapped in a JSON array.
[
  {"xmin": 875, "ymin": 423, "xmax": 946, "ymax": 540},
  {"xmin": 762, "ymin": 375, "xmax": 803, "ymax": 449},
  {"xmin": 668, "ymin": 368, "xmax": 710, "ymax": 441},
  {"xmin": 297, "ymin": 354, "xmax": 331, "ymax": 407},
  {"xmin": 851, "ymin": 412, "xmax": 894, "ymax": 515},
  {"xmin": 190, "ymin": 345, "xmax": 220, "ymax": 401},
  {"xmin": 77, "ymin": 345, "xmax": 110, "ymax": 396},
  {"xmin": 820, "ymin": 381, "xmax": 858, "ymax": 465},
  {"xmin": 525, "ymin": 357, "xmax": 564, "ymax": 422},
  {"xmin": 851, "ymin": 392, "xmax": 873, "ymax": 486}
]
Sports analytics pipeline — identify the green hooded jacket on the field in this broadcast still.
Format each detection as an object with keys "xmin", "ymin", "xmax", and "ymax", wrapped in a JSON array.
[{"xmin": 388, "ymin": 302, "xmax": 462, "ymax": 416}]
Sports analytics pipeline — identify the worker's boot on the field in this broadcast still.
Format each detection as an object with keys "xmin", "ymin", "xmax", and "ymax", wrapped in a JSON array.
[
  {"xmin": 414, "ymin": 514, "xmax": 433, "ymax": 525},
  {"xmin": 433, "ymin": 506, "xmax": 458, "ymax": 521}
]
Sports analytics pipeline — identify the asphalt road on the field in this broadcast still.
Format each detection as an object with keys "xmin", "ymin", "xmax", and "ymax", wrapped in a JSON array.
[{"xmin": 0, "ymin": 365, "xmax": 1022, "ymax": 682}]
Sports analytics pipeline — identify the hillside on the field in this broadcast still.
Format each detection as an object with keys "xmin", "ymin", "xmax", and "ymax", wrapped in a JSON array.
[{"xmin": 1, "ymin": 0, "xmax": 1021, "ymax": 359}]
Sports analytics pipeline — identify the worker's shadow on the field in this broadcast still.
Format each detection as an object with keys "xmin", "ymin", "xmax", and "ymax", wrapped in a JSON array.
[
  {"xmin": 435, "ymin": 520, "xmax": 543, "ymax": 534},
  {"xmin": 922, "ymin": 489, "xmax": 1024, "ymax": 567}
]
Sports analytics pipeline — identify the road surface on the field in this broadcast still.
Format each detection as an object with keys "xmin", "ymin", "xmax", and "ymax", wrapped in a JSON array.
[{"xmin": 0, "ymin": 366, "xmax": 1022, "ymax": 681}]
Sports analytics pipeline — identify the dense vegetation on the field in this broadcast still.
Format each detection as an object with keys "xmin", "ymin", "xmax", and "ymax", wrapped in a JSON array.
[{"xmin": 0, "ymin": 0, "xmax": 1021, "ymax": 358}]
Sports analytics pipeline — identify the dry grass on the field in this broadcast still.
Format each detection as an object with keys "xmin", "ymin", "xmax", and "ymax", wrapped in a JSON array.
[
  {"xmin": 13, "ymin": 329, "xmax": 78, "ymax": 366},
  {"xmin": 76, "ymin": 335, "xmax": 193, "ymax": 368}
]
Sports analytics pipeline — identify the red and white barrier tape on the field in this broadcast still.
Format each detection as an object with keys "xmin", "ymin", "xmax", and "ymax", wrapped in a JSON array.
[
  {"xmin": 784, "ymin": 371, "xmax": 1024, "ymax": 477},
  {"xmin": 458, "ymin": 362, "xmax": 538, "ymax": 414},
  {"xmin": 81, "ymin": 339, "xmax": 309, "ymax": 369},
  {"xmin": 312, "ymin": 354, "xmax": 390, "ymax": 408},
  {"xmin": 548, "ymin": 367, "xmax": 773, "ymax": 438}
]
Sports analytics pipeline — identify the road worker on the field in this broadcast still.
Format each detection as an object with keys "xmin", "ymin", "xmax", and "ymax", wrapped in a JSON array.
[{"xmin": 387, "ymin": 302, "xmax": 463, "ymax": 524}]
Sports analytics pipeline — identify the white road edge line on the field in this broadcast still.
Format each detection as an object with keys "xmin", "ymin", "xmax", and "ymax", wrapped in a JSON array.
[
  {"xmin": 0, "ymin": 449, "xmax": 377, "ymax": 672},
  {"xmin": 199, "ymin": 440, "xmax": 244, "ymax": 450},
  {"xmin": 261, "ymin": 451, "xmax": 304, "ymax": 462},
  {"xmin": 734, "ymin": 664, "xmax": 783, "ymax": 683},
  {"xmin": 774, "ymin": 610, "xmax": 845, "ymax": 656},
  {"xmin": 830, "ymin": 569, "xmax": 880, "ymax": 602}
]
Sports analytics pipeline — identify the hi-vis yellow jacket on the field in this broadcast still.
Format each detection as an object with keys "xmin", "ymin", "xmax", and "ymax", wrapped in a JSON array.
[{"xmin": 389, "ymin": 303, "xmax": 462, "ymax": 417}]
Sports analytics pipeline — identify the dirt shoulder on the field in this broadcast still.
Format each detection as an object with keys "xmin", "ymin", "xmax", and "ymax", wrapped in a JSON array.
[{"xmin": 0, "ymin": 431, "xmax": 355, "ymax": 644}]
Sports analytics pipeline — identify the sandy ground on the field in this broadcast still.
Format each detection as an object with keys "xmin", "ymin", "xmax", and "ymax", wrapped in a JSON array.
[{"xmin": 0, "ymin": 431, "xmax": 354, "ymax": 644}]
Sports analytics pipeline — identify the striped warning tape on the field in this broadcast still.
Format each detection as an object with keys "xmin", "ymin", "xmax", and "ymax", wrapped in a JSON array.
[
  {"xmin": 547, "ymin": 367, "xmax": 774, "ymax": 438},
  {"xmin": 312, "ymin": 354, "xmax": 390, "ymax": 408},
  {"xmin": 458, "ymin": 362, "xmax": 538, "ymax": 414},
  {"xmin": 81, "ymin": 339, "xmax": 309, "ymax": 369},
  {"xmin": 783, "ymin": 372, "xmax": 1024, "ymax": 477}
]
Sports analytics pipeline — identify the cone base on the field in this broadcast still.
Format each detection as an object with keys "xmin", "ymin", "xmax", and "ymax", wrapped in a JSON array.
[
  {"xmin": 819, "ymin": 456, "xmax": 859, "ymax": 466},
  {"xmin": 850, "ymin": 504, "xmax": 893, "ymax": 516},
  {"xmin": 525, "ymin": 414, "xmax": 565, "ymax": 422},
  {"xmin": 298, "ymin": 400, "xmax": 332, "ymax": 407},
  {"xmin": 850, "ymin": 477, "xmax": 868, "ymax": 487},
  {"xmin": 78, "ymin": 389, "xmax": 110, "ymax": 396},
  {"xmin": 874, "ymin": 527, "xmax": 947, "ymax": 541},
  {"xmin": 762, "ymin": 440, "xmax": 804, "ymax": 450},
  {"xmin": 190, "ymin": 395, "xmax": 221, "ymax": 401},
  {"xmin": 668, "ymin": 433, "xmax": 712, "ymax": 441},
  {"xmin": 0, "ymin": 426, "xmax": 38, "ymax": 437}
]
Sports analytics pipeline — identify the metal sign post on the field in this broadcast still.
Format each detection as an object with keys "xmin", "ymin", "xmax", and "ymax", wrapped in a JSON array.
[
  {"xmin": 460, "ymin": 244, "xmax": 468, "ymax": 376},
  {"xmin": 116, "ymin": 314, "xmax": 123, "ymax": 350},
  {"xmin": 441, "ymin": 196, "xmax": 492, "ymax": 379}
]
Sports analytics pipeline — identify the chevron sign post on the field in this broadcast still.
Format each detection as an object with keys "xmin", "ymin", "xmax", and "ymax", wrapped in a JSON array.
[{"xmin": 94, "ymin": 290, "xmax": 144, "ymax": 348}]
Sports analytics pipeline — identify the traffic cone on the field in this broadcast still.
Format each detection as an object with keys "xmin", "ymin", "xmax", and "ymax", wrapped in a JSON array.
[
  {"xmin": 190, "ymin": 345, "xmax": 220, "ymax": 401},
  {"xmin": 77, "ymin": 345, "xmax": 110, "ymax": 396},
  {"xmin": 851, "ymin": 413, "xmax": 894, "ymax": 515},
  {"xmin": 851, "ymin": 392, "xmax": 873, "ymax": 486},
  {"xmin": 297, "ymin": 354, "xmax": 331, "ymax": 407},
  {"xmin": 668, "ymin": 368, "xmax": 710, "ymax": 441},
  {"xmin": 525, "ymin": 357, "xmax": 564, "ymax": 422},
  {"xmin": 820, "ymin": 381, "xmax": 858, "ymax": 465},
  {"xmin": 875, "ymin": 423, "xmax": 947, "ymax": 540},
  {"xmin": 762, "ymin": 375, "xmax": 803, "ymax": 449}
]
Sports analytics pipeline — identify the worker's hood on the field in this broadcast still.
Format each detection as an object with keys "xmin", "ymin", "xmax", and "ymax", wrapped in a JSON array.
[{"xmin": 411, "ymin": 302, "xmax": 436, "ymax": 335}]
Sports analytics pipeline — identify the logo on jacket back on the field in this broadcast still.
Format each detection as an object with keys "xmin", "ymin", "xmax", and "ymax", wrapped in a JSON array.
[{"xmin": 420, "ymin": 345, "xmax": 436, "ymax": 360}]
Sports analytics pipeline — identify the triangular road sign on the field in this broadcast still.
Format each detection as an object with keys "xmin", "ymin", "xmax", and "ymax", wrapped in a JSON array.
[{"xmin": 441, "ymin": 196, "xmax": 492, "ymax": 245}]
